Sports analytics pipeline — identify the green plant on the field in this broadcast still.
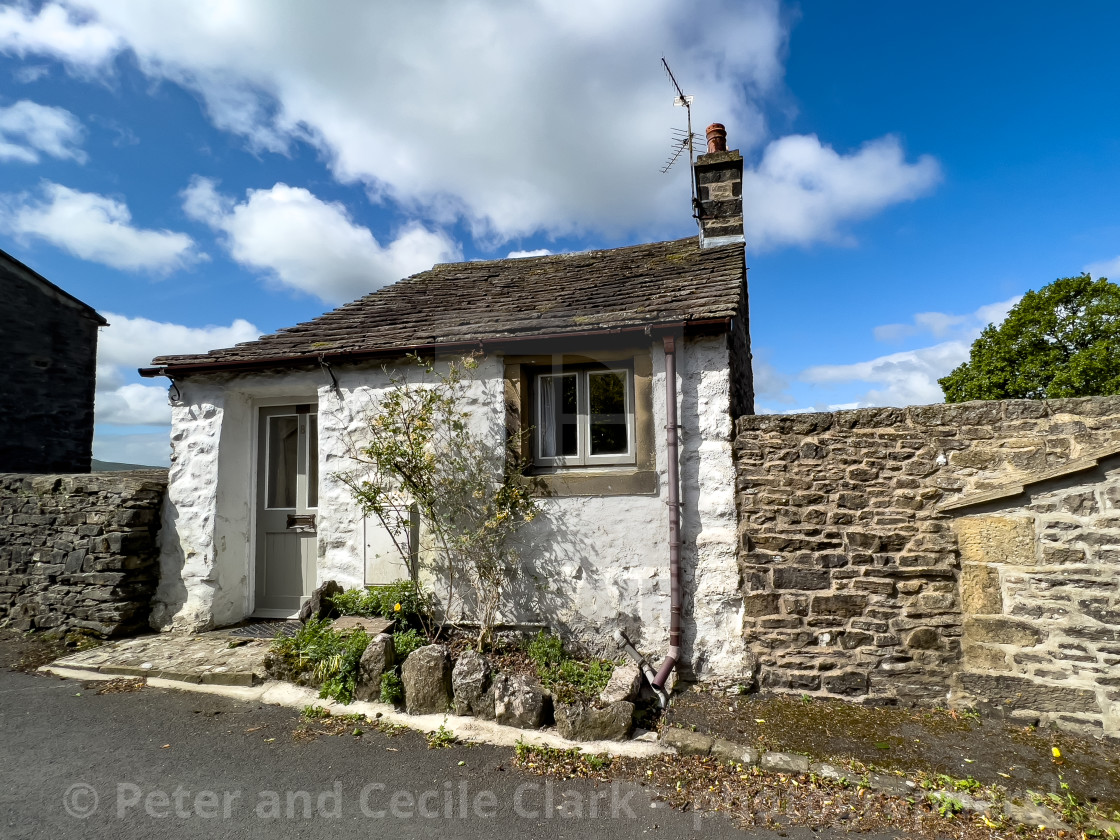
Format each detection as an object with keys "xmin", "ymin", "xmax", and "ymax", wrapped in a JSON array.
[
  {"xmin": 270, "ymin": 618, "xmax": 370, "ymax": 704},
  {"xmin": 1029, "ymin": 776, "xmax": 1104, "ymax": 830},
  {"xmin": 584, "ymin": 753, "xmax": 611, "ymax": 771},
  {"xmin": 343, "ymin": 354, "xmax": 541, "ymax": 650},
  {"xmin": 379, "ymin": 671, "xmax": 403, "ymax": 705},
  {"xmin": 393, "ymin": 629, "xmax": 426, "ymax": 661},
  {"xmin": 302, "ymin": 705, "xmax": 331, "ymax": 719},
  {"xmin": 331, "ymin": 580, "xmax": 430, "ymax": 630},
  {"xmin": 526, "ymin": 631, "xmax": 614, "ymax": 703},
  {"xmin": 928, "ymin": 792, "xmax": 964, "ymax": 818},
  {"xmin": 427, "ymin": 723, "xmax": 456, "ymax": 749},
  {"xmin": 527, "ymin": 630, "xmax": 563, "ymax": 668}
]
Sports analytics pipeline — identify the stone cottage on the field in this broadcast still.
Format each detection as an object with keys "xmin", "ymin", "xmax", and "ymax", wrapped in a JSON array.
[
  {"xmin": 0, "ymin": 248, "xmax": 105, "ymax": 474},
  {"xmin": 141, "ymin": 126, "xmax": 757, "ymax": 684}
]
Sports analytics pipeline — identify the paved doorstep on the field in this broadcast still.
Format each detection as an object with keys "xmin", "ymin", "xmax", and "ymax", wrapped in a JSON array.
[{"xmin": 46, "ymin": 632, "xmax": 271, "ymax": 686}]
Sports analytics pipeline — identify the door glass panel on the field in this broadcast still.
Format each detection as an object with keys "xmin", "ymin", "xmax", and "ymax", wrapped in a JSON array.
[
  {"xmin": 306, "ymin": 414, "xmax": 319, "ymax": 509},
  {"xmin": 539, "ymin": 373, "xmax": 578, "ymax": 458},
  {"xmin": 588, "ymin": 370, "xmax": 628, "ymax": 455},
  {"xmin": 266, "ymin": 415, "xmax": 299, "ymax": 509}
]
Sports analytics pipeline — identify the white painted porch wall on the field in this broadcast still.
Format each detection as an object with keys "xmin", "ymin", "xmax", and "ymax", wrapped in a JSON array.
[{"xmin": 150, "ymin": 337, "xmax": 751, "ymax": 682}]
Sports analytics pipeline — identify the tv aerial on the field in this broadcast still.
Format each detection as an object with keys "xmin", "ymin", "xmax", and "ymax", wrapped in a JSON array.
[{"xmin": 659, "ymin": 58, "xmax": 701, "ymax": 179}]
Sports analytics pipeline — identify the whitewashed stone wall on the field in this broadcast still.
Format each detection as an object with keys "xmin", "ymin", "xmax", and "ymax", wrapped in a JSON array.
[{"xmin": 150, "ymin": 337, "xmax": 752, "ymax": 685}]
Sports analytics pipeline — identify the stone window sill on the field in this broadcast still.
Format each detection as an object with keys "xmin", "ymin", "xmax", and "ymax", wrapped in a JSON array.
[{"xmin": 528, "ymin": 468, "xmax": 659, "ymax": 498}]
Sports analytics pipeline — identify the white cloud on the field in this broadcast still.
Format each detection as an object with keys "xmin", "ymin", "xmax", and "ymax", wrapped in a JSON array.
[
  {"xmin": 182, "ymin": 177, "xmax": 460, "ymax": 303},
  {"xmin": 0, "ymin": 181, "xmax": 201, "ymax": 271},
  {"xmin": 0, "ymin": 1, "xmax": 778, "ymax": 241},
  {"xmin": 0, "ymin": 3, "xmax": 942, "ymax": 247},
  {"xmin": 13, "ymin": 63, "xmax": 50, "ymax": 83},
  {"xmin": 95, "ymin": 311, "xmax": 261, "ymax": 432},
  {"xmin": 0, "ymin": 2, "xmax": 120, "ymax": 68},
  {"xmin": 507, "ymin": 249, "xmax": 552, "ymax": 259},
  {"xmin": 800, "ymin": 296, "xmax": 1021, "ymax": 407},
  {"xmin": 801, "ymin": 340, "xmax": 971, "ymax": 407},
  {"xmin": 743, "ymin": 134, "xmax": 941, "ymax": 250},
  {"xmin": 873, "ymin": 296, "xmax": 1019, "ymax": 344},
  {"xmin": 0, "ymin": 99, "xmax": 85, "ymax": 163},
  {"xmin": 1084, "ymin": 256, "xmax": 1120, "ymax": 280}
]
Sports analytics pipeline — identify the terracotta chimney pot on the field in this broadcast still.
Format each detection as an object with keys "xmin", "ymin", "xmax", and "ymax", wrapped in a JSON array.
[{"xmin": 705, "ymin": 123, "xmax": 727, "ymax": 154}]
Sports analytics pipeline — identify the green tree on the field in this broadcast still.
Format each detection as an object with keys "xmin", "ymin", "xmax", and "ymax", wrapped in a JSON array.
[{"xmin": 939, "ymin": 273, "xmax": 1120, "ymax": 402}]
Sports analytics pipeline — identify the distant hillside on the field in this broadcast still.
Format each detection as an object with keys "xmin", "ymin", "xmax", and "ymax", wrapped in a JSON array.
[{"xmin": 91, "ymin": 459, "xmax": 162, "ymax": 472}]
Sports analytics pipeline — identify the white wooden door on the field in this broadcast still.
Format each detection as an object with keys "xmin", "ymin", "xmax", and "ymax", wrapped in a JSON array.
[{"xmin": 254, "ymin": 404, "xmax": 318, "ymax": 616}]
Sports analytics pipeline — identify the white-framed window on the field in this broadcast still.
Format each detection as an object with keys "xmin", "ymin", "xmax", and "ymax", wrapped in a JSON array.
[{"xmin": 535, "ymin": 366, "xmax": 635, "ymax": 467}]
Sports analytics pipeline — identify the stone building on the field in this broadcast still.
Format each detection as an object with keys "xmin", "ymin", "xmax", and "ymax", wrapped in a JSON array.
[
  {"xmin": 140, "ymin": 127, "xmax": 756, "ymax": 685},
  {"xmin": 0, "ymin": 249, "xmax": 105, "ymax": 474}
]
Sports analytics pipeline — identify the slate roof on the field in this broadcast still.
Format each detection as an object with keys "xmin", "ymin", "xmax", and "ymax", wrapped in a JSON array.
[{"xmin": 143, "ymin": 237, "xmax": 744, "ymax": 374}]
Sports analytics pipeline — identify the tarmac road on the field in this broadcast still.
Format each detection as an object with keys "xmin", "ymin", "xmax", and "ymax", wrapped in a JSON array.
[{"xmin": 0, "ymin": 667, "xmax": 871, "ymax": 839}]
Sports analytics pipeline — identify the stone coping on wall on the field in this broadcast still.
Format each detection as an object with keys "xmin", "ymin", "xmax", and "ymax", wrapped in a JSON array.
[
  {"xmin": 938, "ymin": 440, "xmax": 1120, "ymax": 512},
  {"xmin": 735, "ymin": 396, "xmax": 1120, "ymax": 436}
]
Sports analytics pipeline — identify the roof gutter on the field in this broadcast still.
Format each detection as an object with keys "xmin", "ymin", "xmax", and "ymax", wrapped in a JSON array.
[{"xmin": 138, "ymin": 317, "xmax": 732, "ymax": 378}]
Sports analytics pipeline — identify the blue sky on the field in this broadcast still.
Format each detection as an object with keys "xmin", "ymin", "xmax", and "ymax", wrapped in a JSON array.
[{"xmin": 1, "ymin": 1, "xmax": 1118, "ymax": 466}]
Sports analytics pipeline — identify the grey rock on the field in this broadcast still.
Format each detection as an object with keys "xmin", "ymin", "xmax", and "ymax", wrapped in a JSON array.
[
  {"xmin": 555, "ymin": 700, "xmax": 634, "ymax": 742},
  {"xmin": 711, "ymin": 738, "xmax": 759, "ymax": 766},
  {"xmin": 809, "ymin": 762, "xmax": 851, "ymax": 782},
  {"xmin": 760, "ymin": 751, "xmax": 810, "ymax": 774},
  {"xmin": 452, "ymin": 650, "xmax": 493, "ymax": 717},
  {"xmin": 400, "ymin": 644, "xmax": 452, "ymax": 715},
  {"xmin": 867, "ymin": 772, "xmax": 914, "ymax": 797},
  {"xmin": 490, "ymin": 673, "xmax": 547, "ymax": 729},
  {"xmin": 598, "ymin": 662, "xmax": 642, "ymax": 705},
  {"xmin": 1003, "ymin": 800, "xmax": 1069, "ymax": 831},
  {"xmin": 299, "ymin": 580, "xmax": 343, "ymax": 623},
  {"xmin": 354, "ymin": 633, "xmax": 395, "ymax": 702},
  {"xmin": 660, "ymin": 727, "xmax": 713, "ymax": 756}
]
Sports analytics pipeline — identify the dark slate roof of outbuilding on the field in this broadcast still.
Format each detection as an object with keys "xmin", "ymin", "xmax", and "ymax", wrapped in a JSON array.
[{"xmin": 144, "ymin": 237, "xmax": 744, "ymax": 374}]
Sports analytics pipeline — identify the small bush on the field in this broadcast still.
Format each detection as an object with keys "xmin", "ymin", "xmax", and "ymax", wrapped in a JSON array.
[
  {"xmin": 269, "ymin": 618, "xmax": 370, "ymax": 704},
  {"xmin": 332, "ymin": 580, "xmax": 429, "ymax": 629},
  {"xmin": 528, "ymin": 630, "xmax": 563, "ymax": 668},
  {"xmin": 527, "ymin": 631, "xmax": 614, "ymax": 704},
  {"xmin": 393, "ymin": 628, "xmax": 426, "ymax": 661},
  {"xmin": 379, "ymin": 671, "xmax": 404, "ymax": 705}
]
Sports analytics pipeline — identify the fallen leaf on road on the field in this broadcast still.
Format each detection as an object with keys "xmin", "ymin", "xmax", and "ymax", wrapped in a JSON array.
[{"xmin": 161, "ymin": 744, "xmax": 170, "ymax": 749}]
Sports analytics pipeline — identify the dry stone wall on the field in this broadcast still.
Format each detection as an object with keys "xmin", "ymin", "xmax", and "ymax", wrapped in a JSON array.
[
  {"xmin": 0, "ymin": 471, "xmax": 166, "ymax": 637},
  {"xmin": 733, "ymin": 397, "xmax": 1120, "ymax": 736}
]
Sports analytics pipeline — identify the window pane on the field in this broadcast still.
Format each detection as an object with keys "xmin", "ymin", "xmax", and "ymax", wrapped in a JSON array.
[
  {"xmin": 539, "ymin": 373, "xmax": 578, "ymax": 458},
  {"xmin": 306, "ymin": 415, "xmax": 318, "ymax": 509},
  {"xmin": 589, "ymin": 370, "xmax": 628, "ymax": 455},
  {"xmin": 267, "ymin": 415, "xmax": 298, "ymax": 508}
]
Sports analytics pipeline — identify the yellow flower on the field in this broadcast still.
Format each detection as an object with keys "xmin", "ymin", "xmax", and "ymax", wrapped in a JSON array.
[
  {"xmin": 1051, "ymin": 747, "xmax": 1061, "ymax": 759},
  {"xmin": 394, "ymin": 603, "xmax": 402, "ymax": 612}
]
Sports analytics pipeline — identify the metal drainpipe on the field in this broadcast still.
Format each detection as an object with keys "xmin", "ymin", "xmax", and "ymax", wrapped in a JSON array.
[{"xmin": 652, "ymin": 334, "xmax": 682, "ymax": 690}]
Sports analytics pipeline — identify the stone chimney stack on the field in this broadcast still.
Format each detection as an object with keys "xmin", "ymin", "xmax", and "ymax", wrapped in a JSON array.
[{"xmin": 693, "ymin": 123, "xmax": 744, "ymax": 248}]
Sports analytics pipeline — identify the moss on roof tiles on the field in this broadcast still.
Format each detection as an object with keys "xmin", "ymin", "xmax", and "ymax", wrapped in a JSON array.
[{"xmin": 150, "ymin": 237, "xmax": 744, "ymax": 370}]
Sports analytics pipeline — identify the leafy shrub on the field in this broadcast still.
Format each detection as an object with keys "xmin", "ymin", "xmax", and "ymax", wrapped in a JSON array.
[
  {"xmin": 379, "ymin": 671, "xmax": 403, "ymax": 705},
  {"xmin": 332, "ymin": 580, "xmax": 429, "ymax": 629},
  {"xmin": 269, "ymin": 618, "xmax": 370, "ymax": 704},
  {"xmin": 528, "ymin": 630, "xmax": 563, "ymax": 669},
  {"xmin": 393, "ymin": 629, "xmax": 426, "ymax": 661},
  {"xmin": 527, "ymin": 631, "xmax": 614, "ymax": 704}
]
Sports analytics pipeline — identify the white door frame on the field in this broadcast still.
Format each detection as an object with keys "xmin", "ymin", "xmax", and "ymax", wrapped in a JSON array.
[{"xmin": 247, "ymin": 394, "xmax": 320, "ymax": 619}]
